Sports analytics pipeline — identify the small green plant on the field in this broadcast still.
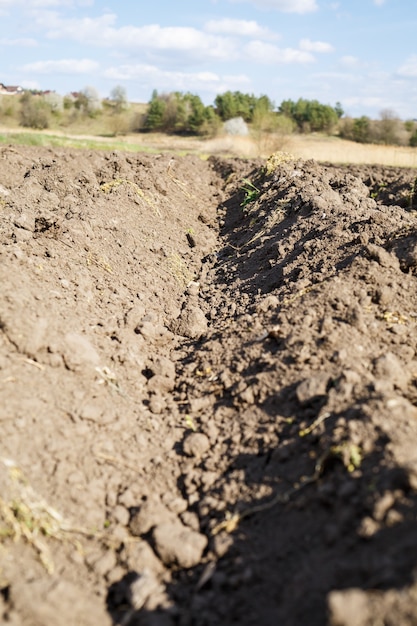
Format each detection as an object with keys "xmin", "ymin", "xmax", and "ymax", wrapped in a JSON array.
[
  {"xmin": 370, "ymin": 181, "xmax": 387, "ymax": 200},
  {"xmin": 240, "ymin": 178, "xmax": 260, "ymax": 208}
]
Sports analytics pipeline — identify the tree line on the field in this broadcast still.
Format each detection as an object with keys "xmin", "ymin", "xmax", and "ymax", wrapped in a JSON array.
[
  {"xmin": 1, "ymin": 84, "xmax": 416, "ymax": 147},
  {"xmin": 143, "ymin": 89, "xmax": 343, "ymax": 135},
  {"xmin": 142, "ymin": 90, "xmax": 417, "ymax": 146}
]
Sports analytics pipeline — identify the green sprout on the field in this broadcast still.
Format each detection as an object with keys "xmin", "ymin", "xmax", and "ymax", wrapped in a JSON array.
[{"xmin": 240, "ymin": 179, "xmax": 260, "ymax": 208}]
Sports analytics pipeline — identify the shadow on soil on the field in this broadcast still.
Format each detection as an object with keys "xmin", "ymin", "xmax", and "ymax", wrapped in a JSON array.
[
  {"xmin": 106, "ymin": 159, "xmax": 417, "ymax": 625},
  {"xmin": 106, "ymin": 418, "xmax": 417, "ymax": 625}
]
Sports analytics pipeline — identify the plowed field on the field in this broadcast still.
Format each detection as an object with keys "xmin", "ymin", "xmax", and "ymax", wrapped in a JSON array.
[{"xmin": 1, "ymin": 145, "xmax": 417, "ymax": 626}]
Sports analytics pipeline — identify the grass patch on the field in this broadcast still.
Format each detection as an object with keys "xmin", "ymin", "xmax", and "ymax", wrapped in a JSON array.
[
  {"xmin": 100, "ymin": 177, "xmax": 161, "ymax": 215},
  {"xmin": 1, "ymin": 127, "xmax": 417, "ymax": 167},
  {"xmin": 168, "ymin": 253, "xmax": 194, "ymax": 286},
  {"xmin": 288, "ymin": 134, "xmax": 417, "ymax": 168},
  {"xmin": 0, "ymin": 458, "xmax": 87, "ymax": 574},
  {"xmin": 0, "ymin": 132, "xmax": 158, "ymax": 153}
]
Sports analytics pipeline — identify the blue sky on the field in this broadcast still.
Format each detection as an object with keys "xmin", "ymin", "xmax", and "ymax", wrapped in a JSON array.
[{"xmin": 1, "ymin": 0, "xmax": 417, "ymax": 119}]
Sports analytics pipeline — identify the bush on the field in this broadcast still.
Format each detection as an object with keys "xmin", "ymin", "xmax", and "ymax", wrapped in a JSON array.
[
  {"xmin": 19, "ymin": 93, "xmax": 50, "ymax": 130},
  {"xmin": 43, "ymin": 92, "xmax": 64, "ymax": 113},
  {"xmin": 223, "ymin": 117, "xmax": 249, "ymax": 136},
  {"xmin": 410, "ymin": 130, "xmax": 417, "ymax": 147},
  {"xmin": 0, "ymin": 95, "xmax": 17, "ymax": 118},
  {"xmin": 339, "ymin": 115, "xmax": 371, "ymax": 143},
  {"xmin": 375, "ymin": 109, "xmax": 403, "ymax": 145}
]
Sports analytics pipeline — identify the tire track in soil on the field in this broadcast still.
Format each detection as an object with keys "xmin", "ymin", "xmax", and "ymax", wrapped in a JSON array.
[{"xmin": 1, "ymin": 147, "xmax": 417, "ymax": 626}]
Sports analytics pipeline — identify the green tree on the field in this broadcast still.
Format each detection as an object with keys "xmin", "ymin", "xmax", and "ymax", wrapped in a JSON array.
[
  {"xmin": 187, "ymin": 94, "xmax": 206, "ymax": 133},
  {"xmin": 278, "ymin": 98, "xmax": 339, "ymax": 133},
  {"xmin": 143, "ymin": 91, "xmax": 219, "ymax": 135},
  {"xmin": 410, "ymin": 129, "xmax": 417, "ymax": 147},
  {"xmin": 200, "ymin": 105, "xmax": 221, "ymax": 137},
  {"xmin": 279, "ymin": 99, "xmax": 295, "ymax": 118},
  {"xmin": 334, "ymin": 101, "xmax": 344, "ymax": 118},
  {"xmin": 215, "ymin": 91, "xmax": 238, "ymax": 121},
  {"xmin": 144, "ymin": 94, "xmax": 166, "ymax": 131},
  {"xmin": 352, "ymin": 116, "xmax": 371, "ymax": 143}
]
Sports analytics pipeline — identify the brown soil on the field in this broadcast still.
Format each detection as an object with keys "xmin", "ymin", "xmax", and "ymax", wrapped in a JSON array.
[{"xmin": 1, "ymin": 146, "xmax": 417, "ymax": 626}]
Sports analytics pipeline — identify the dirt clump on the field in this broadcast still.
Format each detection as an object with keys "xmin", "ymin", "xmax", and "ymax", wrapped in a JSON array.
[{"xmin": 1, "ymin": 145, "xmax": 417, "ymax": 625}]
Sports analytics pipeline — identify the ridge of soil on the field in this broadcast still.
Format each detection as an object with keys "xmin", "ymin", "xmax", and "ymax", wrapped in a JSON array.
[{"xmin": 1, "ymin": 145, "xmax": 417, "ymax": 625}]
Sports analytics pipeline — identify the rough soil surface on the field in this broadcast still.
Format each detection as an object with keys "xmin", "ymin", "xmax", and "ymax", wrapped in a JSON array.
[{"xmin": 1, "ymin": 145, "xmax": 417, "ymax": 626}]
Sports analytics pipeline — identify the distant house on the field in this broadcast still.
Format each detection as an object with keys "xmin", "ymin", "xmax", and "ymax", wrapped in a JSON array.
[{"xmin": 0, "ymin": 83, "xmax": 23, "ymax": 95}]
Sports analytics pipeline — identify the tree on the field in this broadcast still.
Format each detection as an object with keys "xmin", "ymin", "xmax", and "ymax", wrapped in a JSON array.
[
  {"xmin": 43, "ymin": 92, "xmax": 64, "ymax": 112},
  {"xmin": 110, "ymin": 85, "xmax": 128, "ymax": 113},
  {"xmin": 200, "ymin": 105, "xmax": 221, "ymax": 137},
  {"xmin": 187, "ymin": 94, "xmax": 206, "ymax": 133},
  {"xmin": 252, "ymin": 97, "xmax": 277, "ymax": 137},
  {"xmin": 76, "ymin": 86, "xmax": 102, "ymax": 116},
  {"xmin": 334, "ymin": 102, "xmax": 344, "ymax": 118},
  {"xmin": 410, "ymin": 129, "xmax": 417, "ymax": 147},
  {"xmin": 215, "ymin": 91, "xmax": 238, "ymax": 121},
  {"xmin": 352, "ymin": 116, "xmax": 371, "ymax": 143},
  {"xmin": 143, "ymin": 91, "xmax": 219, "ymax": 135},
  {"xmin": 214, "ymin": 91, "xmax": 257, "ymax": 122},
  {"xmin": 278, "ymin": 98, "xmax": 339, "ymax": 134},
  {"xmin": 377, "ymin": 108, "xmax": 401, "ymax": 145},
  {"xmin": 144, "ymin": 95, "xmax": 166, "ymax": 131}
]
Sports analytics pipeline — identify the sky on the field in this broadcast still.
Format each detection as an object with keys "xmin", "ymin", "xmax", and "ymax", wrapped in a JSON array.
[{"xmin": 1, "ymin": 0, "xmax": 417, "ymax": 120}]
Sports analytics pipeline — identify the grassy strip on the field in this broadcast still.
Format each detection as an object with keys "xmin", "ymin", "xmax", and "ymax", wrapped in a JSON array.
[
  {"xmin": 0, "ymin": 132, "xmax": 158, "ymax": 153},
  {"xmin": 1, "ymin": 130, "xmax": 416, "ymax": 166}
]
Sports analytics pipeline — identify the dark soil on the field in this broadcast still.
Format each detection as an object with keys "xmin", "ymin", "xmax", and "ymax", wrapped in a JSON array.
[{"xmin": 1, "ymin": 145, "xmax": 417, "ymax": 626}]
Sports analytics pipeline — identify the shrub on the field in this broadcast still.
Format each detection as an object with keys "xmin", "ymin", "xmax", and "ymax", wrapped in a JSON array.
[
  {"xmin": 223, "ymin": 117, "xmax": 249, "ymax": 136},
  {"xmin": 19, "ymin": 93, "xmax": 50, "ymax": 130},
  {"xmin": 43, "ymin": 92, "xmax": 64, "ymax": 113},
  {"xmin": 339, "ymin": 115, "xmax": 372, "ymax": 143},
  {"xmin": 410, "ymin": 130, "xmax": 417, "ymax": 147},
  {"xmin": 375, "ymin": 109, "xmax": 403, "ymax": 145}
]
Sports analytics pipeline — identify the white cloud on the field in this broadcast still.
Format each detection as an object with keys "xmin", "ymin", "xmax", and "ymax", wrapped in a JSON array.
[
  {"xmin": 103, "ymin": 63, "xmax": 250, "ymax": 94},
  {"xmin": 373, "ymin": 0, "xmax": 386, "ymax": 5},
  {"xmin": 20, "ymin": 80, "xmax": 41, "ymax": 90},
  {"xmin": 20, "ymin": 58, "xmax": 99, "ymax": 74},
  {"xmin": 343, "ymin": 96, "xmax": 386, "ymax": 110},
  {"xmin": 0, "ymin": 37, "xmax": 38, "ymax": 46},
  {"xmin": 204, "ymin": 18, "xmax": 276, "ymax": 39},
  {"xmin": 299, "ymin": 38, "xmax": 333, "ymax": 53},
  {"xmin": 245, "ymin": 40, "xmax": 314, "ymax": 63},
  {"xmin": 0, "ymin": 0, "xmax": 91, "ymax": 6},
  {"xmin": 397, "ymin": 55, "xmax": 417, "ymax": 77},
  {"xmin": 228, "ymin": 0, "xmax": 318, "ymax": 13},
  {"xmin": 38, "ymin": 13, "xmax": 238, "ymax": 61},
  {"xmin": 340, "ymin": 55, "xmax": 360, "ymax": 67},
  {"xmin": 311, "ymin": 70, "xmax": 360, "ymax": 83},
  {"xmin": 0, "ymin": 0, "xmax": 91, "ymax": 15}
]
